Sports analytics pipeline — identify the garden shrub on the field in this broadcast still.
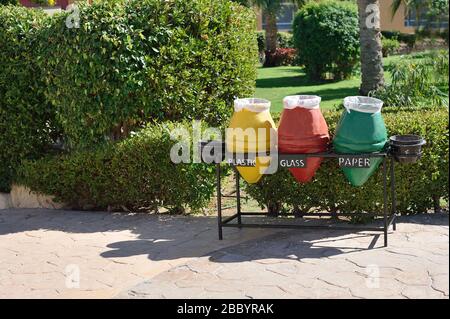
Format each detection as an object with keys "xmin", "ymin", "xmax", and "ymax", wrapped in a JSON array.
[
  {"xmin": 373, "ymin": 50, "xmax": 449, "ymax": 109},
  {"xmin": 245, "ymin": 108, "xmax": 449, "ymax": 215},
  {"xmin": 257, "ymin": 31, "xmax": 266, "ymax": 53},
  {"xmin": 439, "ymin": 28, "xmax": 449, "ymax": 44},
  {"xmin": 264, "ymin": 48, "xmax": 297, "ymax": 67},
  {"xmin": 18, "ymin": 121, "xmax": 216, "ymax": 213},
  {"xmin": 292, "ymin": 0, "xmax": 359, "ymax": 80},
  {"xmin": 0, "ymin": 0, "xmax": 18, "ymax": 5},
  {"xmin": 382, "ymin": 30, "xmax": 417, "ymax": 48},
  {"xmin": 382, "ymin": 38, "xmax": 401, "ymax": 57},
  {"xmin": 0, "ymin": 0, "xmax": 257, "ymax": 192},
  {"xmin": 257, "ymin": 31, "xmax": 295, "ymax": 53},
  {"xmin": 19, "ymin": 110, "xmax": 448, "ymax": 215},
  {"xmin": 29, "ymin": 0, "xmax": 54, "ymax": 5},
  {"xmin": 36, "ymin": 0, "xmax": 258, "ymax": 149},
  {"xmin": 277, "ymin": 32, "xmax": 294, "ymax": 49},
  {"xmin": 0, "ymin": 6, "xmax": 59, "ymax": 192}
]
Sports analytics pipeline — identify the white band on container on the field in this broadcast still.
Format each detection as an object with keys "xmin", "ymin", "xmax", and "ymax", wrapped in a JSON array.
[
  {"xmin": 283, "ymin": 95, "xmax": 321, "ymax": 110},
  {"xmin": 234, "ymin": 98, "xmax": 271, "ymax": 113},
  {"xmin": 343, "ymin": 96, "xmax": 384, "ymax": 114}
]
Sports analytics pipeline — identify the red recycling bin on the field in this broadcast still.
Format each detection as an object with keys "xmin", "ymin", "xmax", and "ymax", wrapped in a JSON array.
[{"xmin": 278, "ymin": 95, "xmax": 330, "ymax": 183}]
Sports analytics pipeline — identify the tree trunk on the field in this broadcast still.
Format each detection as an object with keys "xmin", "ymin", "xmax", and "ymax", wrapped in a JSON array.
[
  {"xmin": 433, "ymin": 195, "xmax": 441, "ymax": 213},
  {"xmin": 267, "ymin": 200, "xmax": 280, "ymax": 217},
  {"xmin": 358, "ymin": 0, "xmax": 385, "ymax": 95},
  {"xmin": 265, "ymin": 11, "xmax": 278, "ymax": 53}
]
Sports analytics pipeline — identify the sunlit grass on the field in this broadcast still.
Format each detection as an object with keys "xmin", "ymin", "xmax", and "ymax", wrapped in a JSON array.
[{"xmin": 255, "ymin": 54, "xmax": 411, "ymax": 113}]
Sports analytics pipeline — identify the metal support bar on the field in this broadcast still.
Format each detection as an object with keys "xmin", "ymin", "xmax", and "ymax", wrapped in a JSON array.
[
  {"xmin": 390, "ymin": 158, "xmax": 398, "ymax": 231},
  {"xmin": 222, "ymin": 223, "xmax": 384, "ymax": 232},
  {"xmin": 383, "ymin": 157, "xmax": 388, "ymax": 247},
  {"xmin": 235, "ymin": 168, "xmax": 242, "ymax": 227},
  {"xmin": 388, "ymin": 214, "xmax": 396, "ymax": 228},
  {"xmin": 217, "ymin": 163, "xmax": 223, "ymax": 240},
  {"xmin": 240, "ymin": 212, "xmax": 387, "ymax": 218},
  {"xmin": 222, "ymin": 214, "xmax": 239, "ymax": 225}
]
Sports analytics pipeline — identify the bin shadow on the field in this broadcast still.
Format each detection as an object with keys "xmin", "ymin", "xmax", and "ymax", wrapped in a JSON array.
[
  {"xmin": 207, "ymin": 229, "xmax": 385, "ymax": 264},
  {"xmin": 99, "ymin": 216, "xmax": 390, "ymax": 263}
]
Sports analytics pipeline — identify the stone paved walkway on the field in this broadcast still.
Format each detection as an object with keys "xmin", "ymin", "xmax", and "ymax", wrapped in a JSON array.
[{"xmin": 0, "ymin": 209, "xmax": 448, "ymax": 299}]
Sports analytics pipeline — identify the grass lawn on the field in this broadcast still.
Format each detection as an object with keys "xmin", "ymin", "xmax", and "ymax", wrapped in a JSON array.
[{"xmin": 256, "ymin": 55, "xmax": 399, "ymax": 113}]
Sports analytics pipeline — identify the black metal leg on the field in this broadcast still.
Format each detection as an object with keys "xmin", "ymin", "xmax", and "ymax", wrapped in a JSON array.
[
  {"xmin": 383, "ymin": 157, "xmax": 388, "ymax": 247},
  {"xmin": 390, "ymin": 158, "xmax": 397, "ymax": 231},
  {"xmin": 217, "ymin": 163, "xmax": 223, "ymax": 240},
  {"xmin": 235, "ymin": 168, "xmax": 242, "ymax": 227}
]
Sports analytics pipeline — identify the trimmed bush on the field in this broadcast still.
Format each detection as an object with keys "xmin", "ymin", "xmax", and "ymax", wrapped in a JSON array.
[
  {"xmin": 277, "ymin": 32, "xmax": 294, "ymax": 49},
  {"xmin": 264, "ymin": 48, "xmax": 297, "ymax": 67},
  {"xmin": 257, "ymin": 31, "xmax": 294, "ymax": 53},
  {"xmin": 18, "ymin": 122, "xmax": 216, "ymax": 213},
  {"xmin": 382, "ymin": 30, "xmax": 417, "ymax": 48},
  {"xmin": 382, "ymin": 38, "xmax": 400, "ymax": 57},
  {"xmin": 245, "ymin": 108, "xmax": 449, "ymax": 215},
  {"xmin": 0, "ymin": 0, "xmax": 258, "ymax": 192},
  {"xmin": 0, "ymin": 6, "xmax": 59, "ymax": 192},
  {"xmin": 257, "ymin": 31, "xmax": 266, "ymax": 53},
  {"xmin": 36, "ymin": 0, "xmax": 258, "ymax": 149},
  {"xmin": 0, "ymin": 1, "xmax": 19, "ymax": 5},
  {"xmin": 293, "ymin": 0, "xmax": 359, "ymax": 80},
  {"xmin": 18, "ymin": 109, "xmax": 448, "ymax": 215},
  {"xmin": 439, "ymin": 28, "xmax": 449, "ymax": 44}
]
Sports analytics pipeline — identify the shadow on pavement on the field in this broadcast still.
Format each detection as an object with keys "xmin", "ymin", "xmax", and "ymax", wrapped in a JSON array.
[{"xmin": 0, "ymin": 209, "xmax": 447, "ymax": 264}]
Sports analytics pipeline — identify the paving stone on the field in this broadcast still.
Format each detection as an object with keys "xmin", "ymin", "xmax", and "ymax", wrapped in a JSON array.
[
  {"xmin": 395, "ymin": 269, "xmax": 431, "ymax": 286},
  {"xmin": 316, "ymin": 271, "xmax": 366, "ymax": 290},
  {"xmin": 175, "ymin": 273, "xmax": 218, "ymax": 289},
  {"xmin": 349, "ymin": 276, "xmax": 406, "ymax": 299},
  {"xmin": 309, "ymin": 280, "xmax": 354, "ymax": 299},
  {"xmin": 0, "ymin": 209, "xmax": 448, "ymax": 299},
  {"xmin": 430, "ymin": 274, "xmax": 449, "ymax": 296},
  {"xmin": 244, "ymin": 286, "xmax": 292, "ymax": 299},
  {"xmin": 401, "ymin": 285, "xmax": 445, "ymax": 299},
  {"xmin": 265, "ymin": 262, "xmax": 299, "ymax": 276}
]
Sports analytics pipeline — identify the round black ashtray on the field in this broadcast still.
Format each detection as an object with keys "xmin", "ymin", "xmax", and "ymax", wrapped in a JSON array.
[{"xmin": 389, "ymin": 135, "xmax": 426, "ymax": 164}]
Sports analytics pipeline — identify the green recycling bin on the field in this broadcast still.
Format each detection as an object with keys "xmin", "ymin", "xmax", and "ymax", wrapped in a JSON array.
[{"xmin": 333, "ymin": 96, "xmax": 388, "ymax": 187}]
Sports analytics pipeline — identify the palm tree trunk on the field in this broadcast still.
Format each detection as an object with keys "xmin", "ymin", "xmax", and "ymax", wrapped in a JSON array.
[
  {"xmin": 265, "ymin": 11, "xmax": 278, "ymax": 52},
  {"xmin": 358, "ymin": 0, "xmax": 385, "ymax": 95}
]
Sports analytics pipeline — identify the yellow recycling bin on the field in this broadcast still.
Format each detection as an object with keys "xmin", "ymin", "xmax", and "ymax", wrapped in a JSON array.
[{"xmin": 226, "ymin": 98, "xmax": 276, "ymax": 184}]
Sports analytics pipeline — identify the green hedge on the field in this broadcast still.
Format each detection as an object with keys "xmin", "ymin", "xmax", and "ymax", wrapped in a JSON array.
[
  {"xmin": 382, "ymin": 38, "xmax": 400, "ymax": 57},
  {"xmin": 0, "ymin": 6, "xmax": 59, "ymax": 192},
  {"xmin": 257, "ymin": 31, "xmax": 294, "ymax": 52},
  {"xmin": 292, "ymin": 0, "xmax": 359, "ymax": 80},
  {"xmin": 18, "ymin": 109, "xmax": 448, "ymax": 215},
  {"xmin": 35, "ymin": 0, "xmax": 257, "ymax": 149},
  {"xmin": 246, "ymin": 108, "xmax": 449, "ymax": 215},
  {"xmin": 0, "ymin": 0, "xmax": 257, "ymax": 191},
  {"xmin": 18, "ymin": 122, "xmax": 216, "ymax": 213},
  {"xmin": 382, "ymin": 30, "xmax": 417, "ymax": 48},
  {"xmin": 0, "ymin": 1, "xmax": 19, "ymax": 5}
]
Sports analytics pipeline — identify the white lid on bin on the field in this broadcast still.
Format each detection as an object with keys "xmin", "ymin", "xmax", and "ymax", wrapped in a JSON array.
[
  {"xmin": 283, "ymin": 95, "xmax": 321, "ymax": 110},
  {"xmin": 234, "ymin": 98, "xmax": 271, "ymax": 112},
  {"xmin": 344, "ymin": 96, "xmax": 384, "ymax": 114}
]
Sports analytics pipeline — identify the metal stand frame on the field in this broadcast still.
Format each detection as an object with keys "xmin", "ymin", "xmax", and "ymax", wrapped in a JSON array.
[{"xmin": 216, "ymin": 152, "xmax": 397, "ymax": 247}]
